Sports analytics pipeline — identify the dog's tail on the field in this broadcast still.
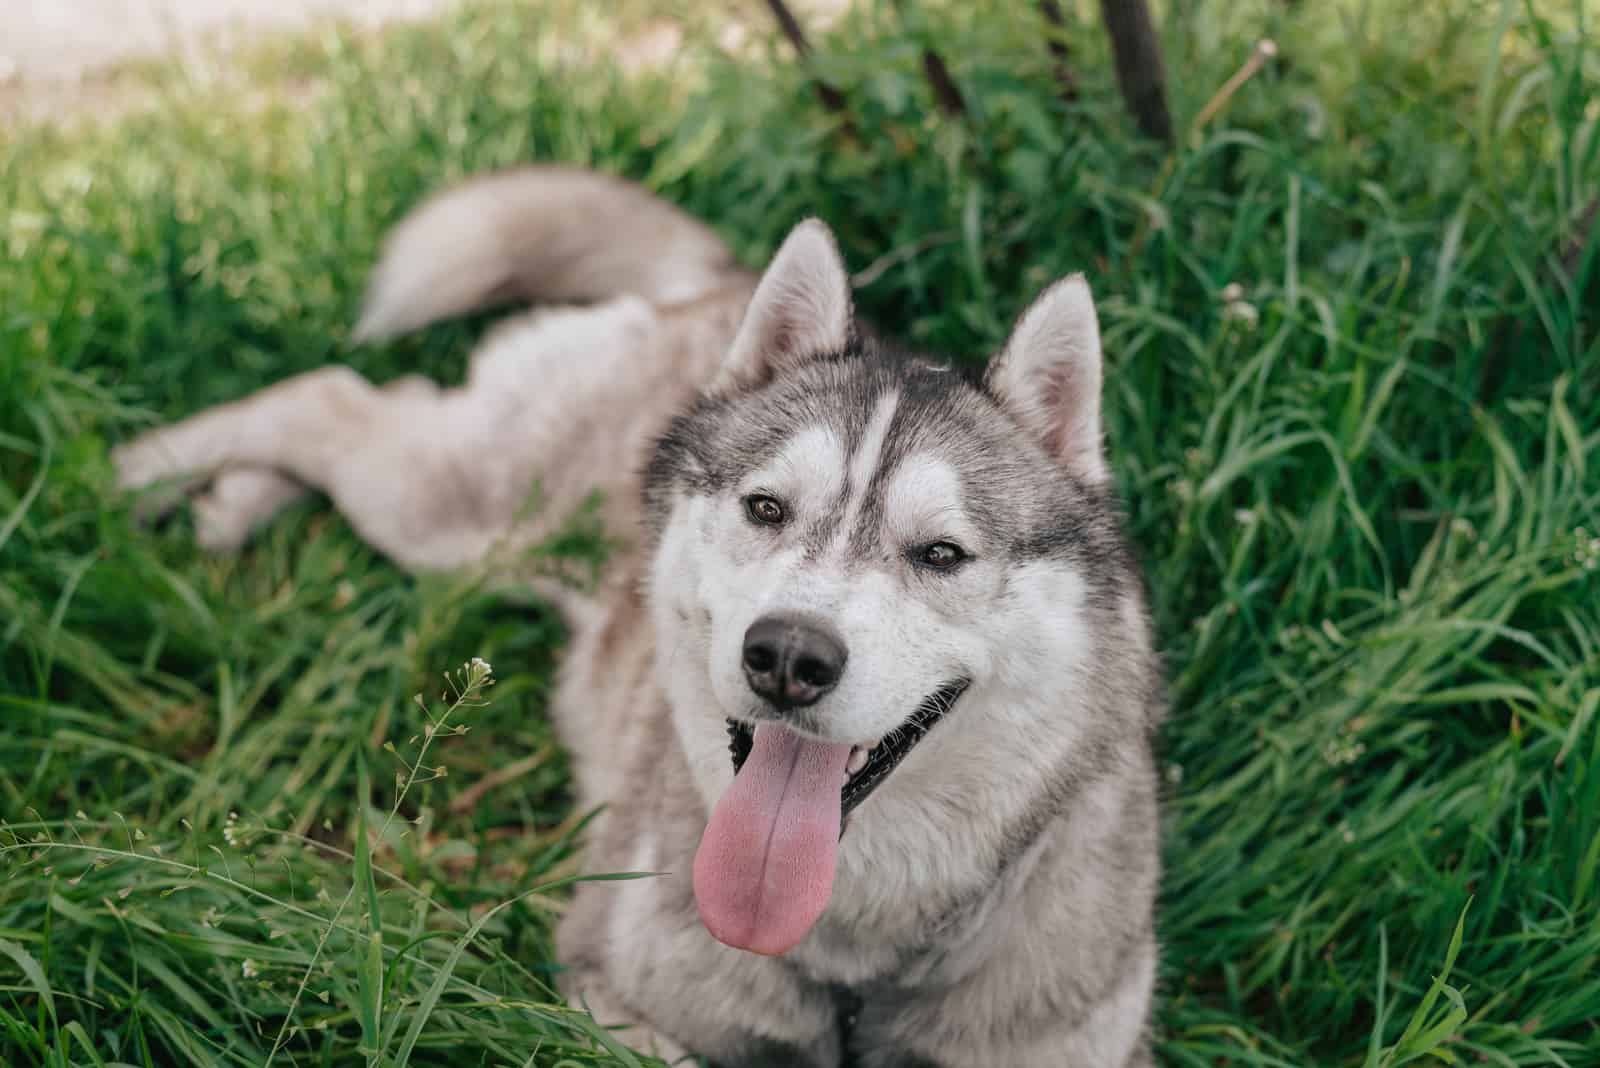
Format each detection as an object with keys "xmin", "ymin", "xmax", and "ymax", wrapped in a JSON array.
[{"xmin": 352, "ymin": 166, "xmax": 741, "ymax": 342}]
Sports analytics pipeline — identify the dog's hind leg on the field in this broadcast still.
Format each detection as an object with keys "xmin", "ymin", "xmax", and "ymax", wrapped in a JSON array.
[
  {"xmin": 115, "ymin": 292, "xmax": 728, "ymax": 575},
  {"xmin": 167, "ymin": 374, "xmax": 445, "ymax": 553},
  {"xmin": 114, "ymin": 366, "xmax": 366, "ymax": 506},
  {"xmin": 114, "ymin": 365, "xmax": 511, "ymax": 571}
]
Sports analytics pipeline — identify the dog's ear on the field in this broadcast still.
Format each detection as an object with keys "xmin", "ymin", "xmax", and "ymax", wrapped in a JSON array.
[
  {"xmin": 715, "ymin": 219, "xmax": 853, "ymax": 392},
  {"xmin": 985, "ymin": 274, "xmax": 1109, "ymax": 484}
]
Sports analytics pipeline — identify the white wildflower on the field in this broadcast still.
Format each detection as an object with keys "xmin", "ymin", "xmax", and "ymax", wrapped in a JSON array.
[
  {"xmin": 1218, "ymin": 282, "xmax": 1260, "ymax": 329},
  {"xmin": 242, "ymin": 960, "xmax": 259, "ymax": 979},
  {"xmin": 1221, "ymin": 300, "xmax": 1260, "ymax": 329},
  {"xmin": 1322, "ymin": 737, "xmax": 1366, "ymax": 767}
]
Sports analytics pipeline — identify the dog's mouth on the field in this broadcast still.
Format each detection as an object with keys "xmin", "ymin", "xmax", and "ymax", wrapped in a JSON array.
[
  {"xmin": 723, "ymin": 678, "xmax": 971, "ymax": 823},
  {"xmin": 694, "ymin": 678, "xmax": 970, "ymax": 957}
]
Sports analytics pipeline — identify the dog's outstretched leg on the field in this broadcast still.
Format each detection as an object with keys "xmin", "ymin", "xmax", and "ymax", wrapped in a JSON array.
[
  {"xmin": 114, "ymin": 366, "xmax": 379, "ymax": 496},
  {"xmin": 135, "ymin": 374, "xmax": 445, "ymax": 554},
  {"xmin": 113, "ymin": 365, "xmax": 505, "ymax": 571}
]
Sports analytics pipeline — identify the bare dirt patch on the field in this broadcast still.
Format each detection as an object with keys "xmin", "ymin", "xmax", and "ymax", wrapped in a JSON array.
[{"xmin": 1, "ymin": 0, "xmax": 457, "ymax": 126}]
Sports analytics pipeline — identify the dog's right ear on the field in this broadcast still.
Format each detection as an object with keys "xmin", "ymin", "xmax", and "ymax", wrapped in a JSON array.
[{"xmin": 714, "ymin": 219, "xmax": 853, "ymax": 393}]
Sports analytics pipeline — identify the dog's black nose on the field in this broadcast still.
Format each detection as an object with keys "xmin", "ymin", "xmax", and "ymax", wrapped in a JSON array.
[{"xmin": 742, "ymin": 614, "xmax": 847, "ymax": 709}]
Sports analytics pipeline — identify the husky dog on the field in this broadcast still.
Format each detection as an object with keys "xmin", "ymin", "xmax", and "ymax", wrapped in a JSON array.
[{"xmin": 114, "ymin": 167, "xmax": 1165, "ymax": 1067}]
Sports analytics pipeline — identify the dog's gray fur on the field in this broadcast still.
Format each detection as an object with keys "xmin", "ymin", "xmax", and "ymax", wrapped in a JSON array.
[{"xmin": 114, "ymin": 166, "xmax": 1165, "ymax": 1067}]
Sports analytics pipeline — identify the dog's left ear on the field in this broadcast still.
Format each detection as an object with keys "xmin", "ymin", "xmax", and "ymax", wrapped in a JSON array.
[
  {"xmin": 985, "ymin": 274, "xmax": 1109, "ymax": 484},
  {"xmin": 715, "ymin": 219, "xmax": 853, "ymax": 393}
]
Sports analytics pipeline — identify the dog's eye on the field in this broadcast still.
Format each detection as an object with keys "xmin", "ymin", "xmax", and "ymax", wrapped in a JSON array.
[
  {"xmin": 745, "ymin": 494, "xmax": 787, "ymax": 526},
  {"xmin": 917, "ymin": 542, "xmax": 966, "ymax": 570}
]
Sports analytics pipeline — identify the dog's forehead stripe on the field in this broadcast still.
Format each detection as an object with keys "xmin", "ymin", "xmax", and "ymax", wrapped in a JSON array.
[
  {"xmin": 824, "ymin": 389, "xmax": 899, "ymax": 552},
  {"xmin": 845, "ymin": 381, "xmax": 973, "ymax": 556}
]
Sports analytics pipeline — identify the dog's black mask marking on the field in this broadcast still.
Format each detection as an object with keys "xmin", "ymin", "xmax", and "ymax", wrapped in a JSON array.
[{"xmin": 724, "ymin": 679, "xmax": 970, "ymax": 826}]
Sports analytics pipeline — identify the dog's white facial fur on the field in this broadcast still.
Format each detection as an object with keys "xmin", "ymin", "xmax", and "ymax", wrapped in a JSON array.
[
  {"xmin": 651, "ymin": 412, "xmax": 1098, "ymax": 814},
  {"xmin": 708, "ymin": 402, "xmax": 993, "ymax": 726},
  {"xmin": 647, "ymin": 222, "xmax": 1112, "ymax": 820}
]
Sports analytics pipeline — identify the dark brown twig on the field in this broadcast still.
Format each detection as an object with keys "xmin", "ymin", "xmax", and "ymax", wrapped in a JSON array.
[
  {"xmin": 920, "ymin": 48, "xmax": 966, "ymax": 116},
  {"xmin": 1100, "ymin": 0, "xmax": 1173, "ymax": 143},
  {"xmin": 763, "ymin": 0, "xmax": 850, "ymax": 116},
  {"xmin": 1037, "ymin": 0, "xmax": 1080, "ymax": 102},
  {"xmin": 886, "ymin": 0, "xmax": 966, "ymax": 117}
]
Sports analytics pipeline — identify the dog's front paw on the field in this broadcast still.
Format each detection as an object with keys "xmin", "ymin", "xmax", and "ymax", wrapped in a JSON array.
[
  {"xmin": 114, "ymin": 427, "xmax": 308, "ymax": 550},
  {"xmin": 191, "ymin": 468, "xmax": 308, "ymax": 552},
  {"xmin": 112, "ymin": 434, "xmax": 208, "ymax": 523}
]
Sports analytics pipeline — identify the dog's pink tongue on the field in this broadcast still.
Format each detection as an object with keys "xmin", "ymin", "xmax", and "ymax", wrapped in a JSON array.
[{"xmin": 693, "ymin": 722, "xmax": 851, "ymax": 956}]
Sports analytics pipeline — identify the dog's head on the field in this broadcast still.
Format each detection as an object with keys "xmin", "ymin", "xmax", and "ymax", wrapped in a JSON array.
[{"xmin": 642, "ymin": 220, "xmax": 1140, "ymax": 955}]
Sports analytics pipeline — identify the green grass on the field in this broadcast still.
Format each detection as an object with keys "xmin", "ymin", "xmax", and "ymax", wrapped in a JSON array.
[{"xmin": 2, "ymin": 0, "xmax": 1598, "ymax": 1064}]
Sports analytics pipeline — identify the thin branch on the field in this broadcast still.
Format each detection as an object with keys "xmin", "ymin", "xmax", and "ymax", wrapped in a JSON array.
[
  {"xmin": 1119, "ymin": 36, "xmax": 1275, "ymax": 274},
  {"xmin": 1190, "ymin": 39, "xmax": 1278, "ymax": 137},
  {"xmin": 763, "ymin": 0, "xmax": 813, "ymax": 56},
  {"xmin": 888, "ymin": 0, "xmax": 965, "ymax": 117},
  {"xmin": 920, "ymin": 48, "xmax": 966, "ymax": 116},
  {"xmin": 1037, "ymin": 0, "xmax": 1080, "ymax": 102},
  {"xmin": 763, "ymin": 0, "xmax": 850, "ymax": 116},
  {"xmin": 1099, "ymin": 0, "xmax": 1173, "ymax": 143}
]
